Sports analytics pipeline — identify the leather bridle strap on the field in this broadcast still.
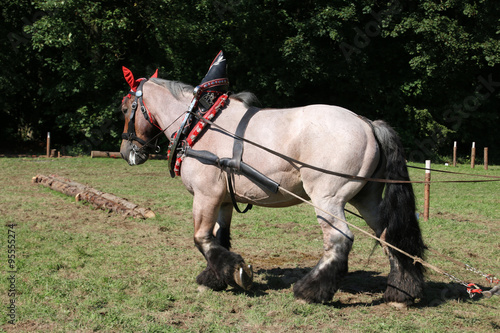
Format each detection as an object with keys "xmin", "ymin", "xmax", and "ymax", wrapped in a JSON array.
[{"xmin": 121, "ymin": 79, "xmax": 160, "ymax": 153}]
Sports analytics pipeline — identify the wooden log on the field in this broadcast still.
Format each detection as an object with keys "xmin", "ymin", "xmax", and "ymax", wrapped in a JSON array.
[
  {"xmin": 91, "ymin": 151, "xmax": 122, "ymax": 158},
  {"xmin": 32, "ymin": 174, "xmax": 155, "ymax": 219}
]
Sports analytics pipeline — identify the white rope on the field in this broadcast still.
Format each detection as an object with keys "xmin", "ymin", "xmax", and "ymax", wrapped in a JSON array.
[{"xmin": 277, "ymin": 185, "xmax": 496, "ymax": 298}]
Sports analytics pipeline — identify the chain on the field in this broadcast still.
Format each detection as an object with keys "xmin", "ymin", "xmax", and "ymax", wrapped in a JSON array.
[{"xmin": 463, "ymin": 263, "xmax": 499, "ymax": 284}]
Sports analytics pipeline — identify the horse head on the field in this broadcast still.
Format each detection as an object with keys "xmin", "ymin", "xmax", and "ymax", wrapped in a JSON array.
[{"xmin": 120, "ymin": 66, "xmax": 160, "ymax": 166}]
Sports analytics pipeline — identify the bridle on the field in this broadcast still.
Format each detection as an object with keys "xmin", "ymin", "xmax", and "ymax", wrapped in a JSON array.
[{"xmin": 121, "ymin": 78, "xmax": 162, "ymax": 155}]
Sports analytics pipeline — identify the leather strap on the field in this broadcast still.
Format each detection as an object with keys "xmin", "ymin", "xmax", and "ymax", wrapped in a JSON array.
[
  {"xmin": 232, "ymin": 107, "xmax": 260, "ymax": 172},
  {"xmin": 226, "ymin": 106, "xmax": 260, "ymax": 213},
  {"xmin": 226, "ymin": 172, "xmax": 252, "ymax": 214}
]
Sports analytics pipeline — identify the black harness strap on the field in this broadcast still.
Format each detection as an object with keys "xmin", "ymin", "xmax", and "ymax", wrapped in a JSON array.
[
  {"xmin": 232, "ymin": 107, "xmax": 260, "ymax": 171},
  {"xmin": 225, "ymin": 106, "xmax": 260, "ymax": 213},
  {"xmin": 226, "ymin": 172, "xmax": 252, "ymax": 213},
  {"xmin": 183, "ymin": 147, "xmax": 279, "ymax": 214}
]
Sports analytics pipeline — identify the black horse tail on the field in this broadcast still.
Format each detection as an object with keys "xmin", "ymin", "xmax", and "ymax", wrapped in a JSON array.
[{"xmin": 372, "ymin": 120, "xmax": 426, "ymax": 304}]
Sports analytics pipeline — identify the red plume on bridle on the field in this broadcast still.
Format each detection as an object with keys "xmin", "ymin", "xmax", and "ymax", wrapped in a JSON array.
[{"xmin": 122, "ymin": 66, "xmax": 158, "ymax": 100}]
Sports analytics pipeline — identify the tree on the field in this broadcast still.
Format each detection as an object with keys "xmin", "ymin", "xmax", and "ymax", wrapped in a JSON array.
[{"xmin": 1, "ymin": 0, "xmax": 499, "ymax": 162}]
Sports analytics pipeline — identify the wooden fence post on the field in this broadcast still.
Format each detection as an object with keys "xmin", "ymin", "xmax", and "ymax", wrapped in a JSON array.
[
  {"xmin": 424, "ymin": 160, "xmax": 431, "ymax": 222},
  {"xmin": 484, "ymin": 147, "xmax": 488, "ymax": 170},
  {"xmin": 453, "ymin": 141, "xmax": 457, "ymax": 167},
  {"xmin": 471, "ymin": 142, "xmax": 476, "ymax": 169},
  {"xmin": 46, "ymin": 132, "xmax": 51, "ymax": 158}
]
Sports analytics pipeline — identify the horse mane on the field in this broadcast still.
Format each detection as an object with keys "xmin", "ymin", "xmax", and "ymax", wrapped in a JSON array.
[
  {"xmin": 231, "ymin": 91, "xmax": 261, "ymax": 108},
  {"xmin": 149, "ymin": 78, "xmax": 194, "ymax": 100},
  {"xmin": 149, "ymin": 77, "xmax": 260, "ymax": 108}
]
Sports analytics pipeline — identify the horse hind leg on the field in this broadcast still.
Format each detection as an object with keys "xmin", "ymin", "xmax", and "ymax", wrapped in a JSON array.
[
  {"xmin": 370, "ymin": 119, "xmax": 426, "ymax": 306},
  {"xmin": 379, "ymin": 182, "xmax": 425, "ymax": 306},
  {"xmin": 351, "ymin": 180, "xmax": 425, "ymax": 307},
  {"xmin": 293, "ymin": 200, "xmax": 353, "ymax": 303}
]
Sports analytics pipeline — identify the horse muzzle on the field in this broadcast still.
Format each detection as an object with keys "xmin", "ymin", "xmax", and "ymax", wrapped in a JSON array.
[{"xmin": 120, "ymin": 142, "xmax": 149, "ymax": 166}]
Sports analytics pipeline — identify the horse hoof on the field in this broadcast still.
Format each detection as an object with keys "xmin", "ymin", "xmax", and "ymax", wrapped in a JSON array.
[{"xmin": 234, "ymin": 264, "xmax": 253, "ymax": 290}]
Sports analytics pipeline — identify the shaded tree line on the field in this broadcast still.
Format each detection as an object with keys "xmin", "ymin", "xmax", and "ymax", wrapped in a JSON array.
[{"xmin": 1, "ymin": 0, "xmax": 499, "ymax": 162}]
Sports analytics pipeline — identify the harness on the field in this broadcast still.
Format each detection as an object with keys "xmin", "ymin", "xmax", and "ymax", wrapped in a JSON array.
[
  {"xmin": 167, "ymin": 91, "xmax": 229, "ymax": 177},
  {"xmin": 166, "ymin": 86, "xmax": 271, "ymax": 214},
  {"xmin": 121, "ymin": 78, "xmax": 161, "ymax": 154},
  {"xmin": 166, "ymin": 78, "xmax": 229, "ymax": 177},
  {"xmin": 122, "ymin": 52, "xmax": 276, "ymax": 213}
]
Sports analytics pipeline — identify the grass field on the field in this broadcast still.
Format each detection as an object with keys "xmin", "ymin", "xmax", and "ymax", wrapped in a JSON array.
[{"xmin": 0, "ymin": 156, "xmax": 498, "ymax": 332}]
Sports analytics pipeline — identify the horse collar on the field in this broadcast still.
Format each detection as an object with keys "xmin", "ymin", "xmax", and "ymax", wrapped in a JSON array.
[
  {"xmin": 166, "ymin": 51, "xmax": 230, "ymax": 177},
  {"xmin": 167, "ymin": 93, "xmax": 230, "ymax": 177}
]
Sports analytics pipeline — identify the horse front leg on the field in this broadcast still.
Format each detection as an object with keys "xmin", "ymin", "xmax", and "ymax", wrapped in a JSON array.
[
  {"xmin": 213, "ymin": 202, "xmax": 233, "ymax": 250},
  {"xmin": 193, "ymin": 196, "xmax": 253, "ymax": 291}
]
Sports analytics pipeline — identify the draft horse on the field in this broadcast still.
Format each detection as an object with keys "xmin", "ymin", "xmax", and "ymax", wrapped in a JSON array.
[{"xmin": 119, "ymin": 67, "xmax": 425, "ymax": 306}]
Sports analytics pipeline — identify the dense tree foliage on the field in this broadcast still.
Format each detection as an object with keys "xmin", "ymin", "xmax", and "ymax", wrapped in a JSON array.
[{"xmin": 1, "ymin": 0, "xmax": 499, "ymax": 162}]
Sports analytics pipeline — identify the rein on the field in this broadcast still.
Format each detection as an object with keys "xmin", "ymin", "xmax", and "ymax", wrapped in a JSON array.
[
  {"xmin": 180, "ymin": 111, "xmax": 498, "ymax": 297},
  {"xmin": 188, "ymin": 113, "xmax": 500, "ymax": 185}
]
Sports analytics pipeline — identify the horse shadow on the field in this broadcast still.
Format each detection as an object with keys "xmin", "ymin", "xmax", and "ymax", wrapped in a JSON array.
[{"xmin": 231, "ymin": 267, "xmax": 491, "ymax": 308}]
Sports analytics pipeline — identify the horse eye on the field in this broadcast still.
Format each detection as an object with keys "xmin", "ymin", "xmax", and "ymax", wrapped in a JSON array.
[{"xmin": 121, "ymin": 104, "xmax": 128, "ymax": 115}]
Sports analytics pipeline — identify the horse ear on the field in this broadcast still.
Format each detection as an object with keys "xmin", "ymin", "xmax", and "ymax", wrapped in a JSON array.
[
  {"xmin": 122, "ymin": 66, "xmax": 135, "ymax": 88},
  {"xmin": 151, "ymin": 69, "xmax": 158, "ymax": 78}
]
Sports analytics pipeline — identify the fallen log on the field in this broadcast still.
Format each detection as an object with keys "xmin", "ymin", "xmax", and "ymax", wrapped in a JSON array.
[
  {"xmin": 91, "ymin": 151, "xmax": 121, "ymax": 158},
  {"xmin": 91, "ymin": 151, "xmax": 166, "ymax": 160},
  {"xmin": 32, "ymin": 174, "xmax": 155, "ymax": 219}
]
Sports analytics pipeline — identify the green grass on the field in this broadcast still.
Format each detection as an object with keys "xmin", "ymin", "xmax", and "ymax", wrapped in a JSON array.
[{"xmin": 0, "ymin": 157, "xmax": 498, "ymax": 332}]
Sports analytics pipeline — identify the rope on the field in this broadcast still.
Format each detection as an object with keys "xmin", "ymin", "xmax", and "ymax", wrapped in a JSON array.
[
  {"xmin": 185, "ymin": 113, "xmax": 499, "ymax": 297},
  {"xmin": 191, "ymin": 112, "xmax": 500, "ymax": 185},
  {"xmin": 407, "ymin": 165, "xmax": 500, "ymax": 179},
  {"xmin": 427, "ymin": 248, "xmax": 500, "ymax": 285},
  {"xmin": 279, "ymin": 186, "xmax": 498, "ymax": 298},
  {"xmin": 344, "ymin": 208, "xmax": 499, "ymax": 287},
  {"xmin": 344, "ymin": 208, "xmax": 499, "ymax": 289},
  {"xmin": 278, "ymin": 186, "xmax": 442, "ymax": 272}
]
